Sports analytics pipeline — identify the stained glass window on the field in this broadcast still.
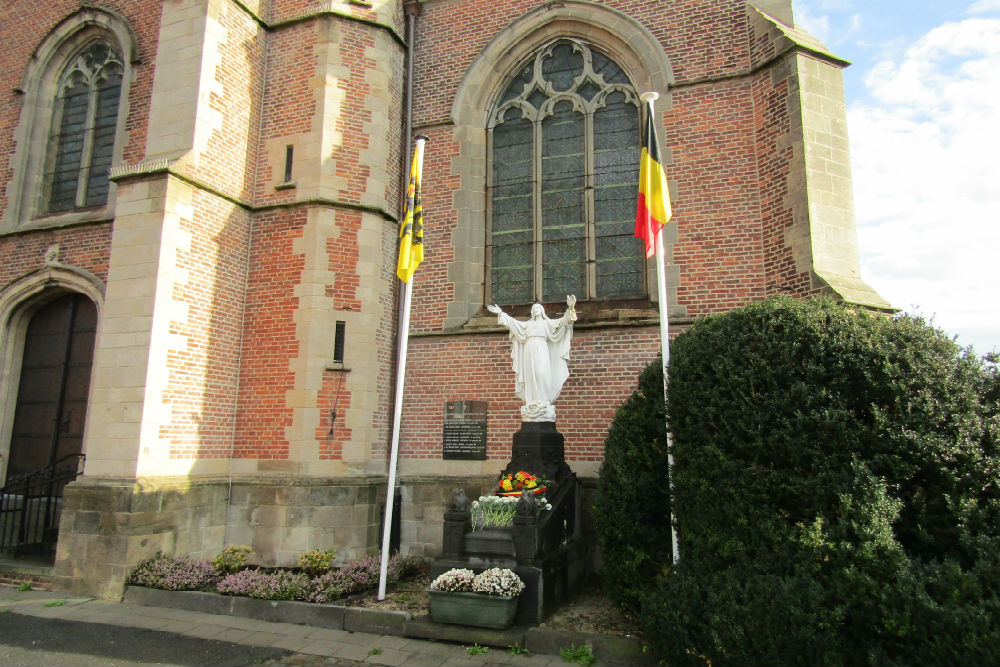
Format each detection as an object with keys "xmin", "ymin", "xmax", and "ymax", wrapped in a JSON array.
[
  {"xmin": 45, "ymin": 42, "xmax": 123, "ymax": 213},
  {"xmin": 488, "ymin": 40, "xmax": 644, "ymax": 304}
]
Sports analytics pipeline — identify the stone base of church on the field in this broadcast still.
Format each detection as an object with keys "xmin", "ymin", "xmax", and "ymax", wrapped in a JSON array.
[
  {"xmin": 49, "ymin": 471, "xmax": 601, "ymax": 601},
  {"xmin": 52, "ymin": 475, "xmax": 386, "ymax": 599}
]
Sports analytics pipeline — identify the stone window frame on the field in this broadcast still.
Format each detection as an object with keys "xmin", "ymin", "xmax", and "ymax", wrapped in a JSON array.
[
  {"xmin": 486, "ymin": 38, "xmax": 644, "ymax": 306},
  {"xmin": 443, "ymin": 2, "xmax": 675, "ymax": 329},
  {"xmin": 1, "ymin": 7, "xmax": 137, "ymax": 235}
]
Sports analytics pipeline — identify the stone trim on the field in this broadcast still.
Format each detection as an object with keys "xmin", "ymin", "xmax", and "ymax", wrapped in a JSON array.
[
  {"xmin": 224, "ymin": 0, "xmax": 405, "ymax": 47},
  {"xmin": 108, "ymin": 160, "xmax": 398, "ymax": 223},
  {"xmin": 748, "ymin": 7, "xmax": 890, "ymax": 310}
]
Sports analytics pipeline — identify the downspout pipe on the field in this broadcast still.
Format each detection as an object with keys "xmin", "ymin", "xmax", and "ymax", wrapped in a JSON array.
[{"xmin": 402, "ymin": 1, "xmax": 421, "ymax": 178}]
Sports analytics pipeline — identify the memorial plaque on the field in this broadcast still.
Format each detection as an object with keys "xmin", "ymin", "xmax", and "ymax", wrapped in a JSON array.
[{"xmin": 442, "ymin": 401, "xmax": 488, "ymax": 460}]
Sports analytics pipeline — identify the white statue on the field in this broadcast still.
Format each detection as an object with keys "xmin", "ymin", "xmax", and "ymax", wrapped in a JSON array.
[{"xmin": 487, "ymin": 295, "xmax": 577, "ymax": 421}]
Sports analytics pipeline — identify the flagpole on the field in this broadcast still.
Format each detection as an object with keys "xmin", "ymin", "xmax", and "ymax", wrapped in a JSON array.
[
  {"xmin": 641, "ymin": 92, "xmax": 680, "ymax": 564},
  {"xmin": 378, "ymin": 136, "xmax": 426, "ymax": 600}
]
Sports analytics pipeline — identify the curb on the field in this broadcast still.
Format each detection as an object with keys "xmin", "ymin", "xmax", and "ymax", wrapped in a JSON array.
[{"xmin": 123, "ymin": 586, "xmax": 656, "ymax": 666}]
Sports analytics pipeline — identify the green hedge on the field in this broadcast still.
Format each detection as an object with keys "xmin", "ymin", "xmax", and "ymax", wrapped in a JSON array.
[
  {"xmin": 593, "ymin": 358, "xmax": 671, "ymax": 612},
  {"xmin": 598, "ymin": 297, "xmax": 1000, "ymax": 665}
]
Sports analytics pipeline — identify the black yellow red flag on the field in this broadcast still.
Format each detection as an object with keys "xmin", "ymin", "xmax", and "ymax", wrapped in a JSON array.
[{"xmin": 635, "ymin": 104, "xmax": 671, "ymax": 258}]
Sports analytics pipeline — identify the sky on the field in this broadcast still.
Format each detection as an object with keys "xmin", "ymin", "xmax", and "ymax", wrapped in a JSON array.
[{"xmin": 791, "ymin": 0, "xmax": 1000, "ymax": 356}]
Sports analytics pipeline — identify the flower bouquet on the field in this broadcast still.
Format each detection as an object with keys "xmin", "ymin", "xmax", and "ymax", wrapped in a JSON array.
[{"xmin": 494, "ymin": 470, "xmax": 548, "ymax": 497}]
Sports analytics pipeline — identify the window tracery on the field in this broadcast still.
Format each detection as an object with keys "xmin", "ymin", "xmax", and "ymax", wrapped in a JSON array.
[
  {"xmin": 488, "ymin": 39, "xmax": 644, "ymax": 305},
  {"xmin": 44, "ymin": 42, "xmax": 124, "ymax": 213}
]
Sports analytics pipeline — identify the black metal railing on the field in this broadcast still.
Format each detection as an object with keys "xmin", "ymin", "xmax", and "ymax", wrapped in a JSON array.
[{"xmin": 0, "ymin": 454, "xmax": 85, "ymax": 558}]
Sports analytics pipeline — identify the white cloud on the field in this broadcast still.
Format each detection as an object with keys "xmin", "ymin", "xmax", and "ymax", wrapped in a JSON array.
[
  {"xmin": 850, "ymin": 18, "xmax": 1000, "ymax": 353},
  {"xmin": 968, "ymin": 0, "xmax": 1000, "ymax": 13},
  {"xmin": 792, "ymin": 1, "xmax": 832, "ymax": 43},
  {"xmin": 792, "ymin": 1, "xmax": 861, "ymax": 47}
]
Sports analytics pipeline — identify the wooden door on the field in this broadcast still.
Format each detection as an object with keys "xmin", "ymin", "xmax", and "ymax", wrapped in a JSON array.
[{"xmin": 6, "ymin": 293, "xmax": 96, "ymax": 479}]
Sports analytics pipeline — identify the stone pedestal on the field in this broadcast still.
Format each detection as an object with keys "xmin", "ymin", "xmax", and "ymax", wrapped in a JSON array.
[
  {"xmin": 431, "ymin": 420, "xmax": 585, "ymax": 624},
  {"xmin": 503, "ymin": 421, "xmax": 572, "ymax": 484}
]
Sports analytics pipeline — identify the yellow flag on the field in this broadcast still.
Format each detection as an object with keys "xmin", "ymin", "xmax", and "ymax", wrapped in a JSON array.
[{"xmin": 397, "ymin": 138, "xmax": 426, "ymax": 283}]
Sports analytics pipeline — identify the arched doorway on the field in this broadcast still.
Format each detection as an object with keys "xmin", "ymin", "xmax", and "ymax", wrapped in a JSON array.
[{"xmin": 6, "ymin": 293, "xmax": 97, "ymax": 479}]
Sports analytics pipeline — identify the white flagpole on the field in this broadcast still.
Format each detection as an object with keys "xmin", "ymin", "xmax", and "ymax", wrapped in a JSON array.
[
  {"xmin": 378, "ymin": 137, "xmax": 426, "ymax": 600},
  {"xmin": 642, "ymin": 92, "xmax": 680, "ymax": 564}
]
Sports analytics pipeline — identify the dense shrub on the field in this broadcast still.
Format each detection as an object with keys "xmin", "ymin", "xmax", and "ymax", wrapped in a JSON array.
[
  {"xmin": 598, "ymin": 297, "xmax": 1000, "ymax": 665},
  {"xmin": 593, "ymin": 358, "xmax": 671, "ymax": 611}
]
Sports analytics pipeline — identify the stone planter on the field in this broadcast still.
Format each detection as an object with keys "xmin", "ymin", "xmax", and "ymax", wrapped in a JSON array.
[{"xmin": 427, "ymin": 589, "xmax": 519, "ymax": 629}]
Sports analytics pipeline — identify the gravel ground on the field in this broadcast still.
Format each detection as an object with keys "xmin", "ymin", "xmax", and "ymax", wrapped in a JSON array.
[{"xmin": 346, "ymin": 572, "xmax": 644, "ymax": 639}]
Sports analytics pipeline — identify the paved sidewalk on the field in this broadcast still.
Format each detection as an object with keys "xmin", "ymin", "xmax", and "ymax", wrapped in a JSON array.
[{"xmin": 0, "ymin": 585, "xmax": 574, "ymax": 667}]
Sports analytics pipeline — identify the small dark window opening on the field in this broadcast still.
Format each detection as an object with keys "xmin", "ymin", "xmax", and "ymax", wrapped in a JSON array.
[
  {"xmin": 283, "ymin": 145, "xmax": 294, "ymax": 183},
  {"xmin": 333, "ymin": 320, "xmax": 346, "ymax": 363}
]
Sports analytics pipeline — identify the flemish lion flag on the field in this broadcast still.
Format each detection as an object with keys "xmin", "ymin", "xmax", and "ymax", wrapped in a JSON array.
[
  {"xmin": 635, "ymin": 105, "xmax": 671, "ymax": 258},
  {"xmin": 396, "ymin": 139, "xmax": 426, "ymax": 283}
]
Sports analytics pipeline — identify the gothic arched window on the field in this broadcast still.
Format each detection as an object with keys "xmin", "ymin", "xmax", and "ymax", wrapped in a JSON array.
[
  {"xmin": 488, "ymin": 39, "xmax": 644, "ymax": 305},
  {"xmin": 44, "ymin": 41, "xmax": 124, "ymax": 213}
]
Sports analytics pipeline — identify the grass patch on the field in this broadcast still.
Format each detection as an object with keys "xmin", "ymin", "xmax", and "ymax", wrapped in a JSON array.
[
  {"xmin": 467, "ymin": 644, "xmax": 488, "ymax": 656},
  {"xmin": 560, "ymin": 644, "xmax": 596, "ymax": 665}
]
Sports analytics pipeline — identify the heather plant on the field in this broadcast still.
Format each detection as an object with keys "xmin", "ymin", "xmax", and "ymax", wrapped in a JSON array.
[
  {"xmin": 385, "ymin": 553, "xmax": 423, "ymax": 584},
  {"xmin": 298, "ymin": 548, "xmax": 337, "ymax": 577},
  {"xmin": 129, "ymin": 549, "xmax": 424, "ymax": 604},
  {"xmin": 216, "ymin": 568, "xmax": 310, "ymax": 601},
  {"xmin": 306, "ymin": 553, "xmax": 422, "ymax": 603},
  {"xmin": 126, "ymin": 552, "xmax": 220, "ymax": 591},
  {"xmin": 212, "ymin": 545, "xmax": 253, "ymax": 574}
]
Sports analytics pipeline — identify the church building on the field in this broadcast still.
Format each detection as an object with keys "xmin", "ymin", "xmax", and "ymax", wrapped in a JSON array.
[{"xmin": 0, "ymin": 0, "xmax": 888, "ymax": 597}]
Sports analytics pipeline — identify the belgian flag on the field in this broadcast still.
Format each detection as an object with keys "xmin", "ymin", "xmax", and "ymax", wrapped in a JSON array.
[
  {"xmin": 635, "ymin": 104, "xmax": 671, "ymax": 258},
  {"xmin": 397, "ymin": 138, "xmax": 426, "ymax": 283}
]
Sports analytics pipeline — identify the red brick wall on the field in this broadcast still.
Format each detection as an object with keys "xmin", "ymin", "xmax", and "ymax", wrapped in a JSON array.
[
  {"xmin": 253, "ymin": 20, "xmax": 317, "ymax": 207},
  {"xmin": 0, "ymin": 224, "xmax": 112, "ymax": 288},
  {"xmin": 406, "ymin": 125, "xmax": 459, "ymax": 334},
  {"xmin": 188, "ymin": 1, "xmax": 265, "ymax": 203},
  {"xmin": 163, "ymin": 192, "xmax": 251, "ymax": 460},
  {"xmin": 235, "ymin": 207, "xmax": 304, "ymax": 459},
  {"xmin": 399, "ymin": 0, "xmax": 787, "ymax": 464},
  {"xmin": 400, "ymin": 327, "xmax": 662, "ymax": 461},
  {"xmin": 748, "ymin": 18, "xmax": 825, "ymax": 300},
  {"xmin": 411, "ymin": 0, "xmax": 748, "ymax": 127},
  {"xmin": 665, "ymin": 79, "xmax": 767, "ymax": 317}
]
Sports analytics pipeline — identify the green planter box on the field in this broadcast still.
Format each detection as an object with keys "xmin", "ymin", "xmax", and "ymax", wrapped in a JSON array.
[{"xmin": 427, "ymin": 589, "xmax": 519, "ymax": 629}]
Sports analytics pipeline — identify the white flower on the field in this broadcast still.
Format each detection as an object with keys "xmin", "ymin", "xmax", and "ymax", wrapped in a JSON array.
[
  {"xmin": 429, "ymin": 568, "xmax": 475, "ymax": 592},
  {"xmin": 471, "ymin": 568, "xmax": 525, "ymax": 597}
]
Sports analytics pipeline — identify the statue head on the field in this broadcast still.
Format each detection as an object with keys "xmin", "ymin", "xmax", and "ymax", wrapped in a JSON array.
[{"xmin": 530, "ymin": 303, "xmax": 544, "ymax": 319}]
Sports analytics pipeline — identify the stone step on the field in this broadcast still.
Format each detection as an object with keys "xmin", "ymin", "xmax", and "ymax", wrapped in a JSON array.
[{"xmin": 0, "ymin": 556, "xmax": 54, "ymax": 591}]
